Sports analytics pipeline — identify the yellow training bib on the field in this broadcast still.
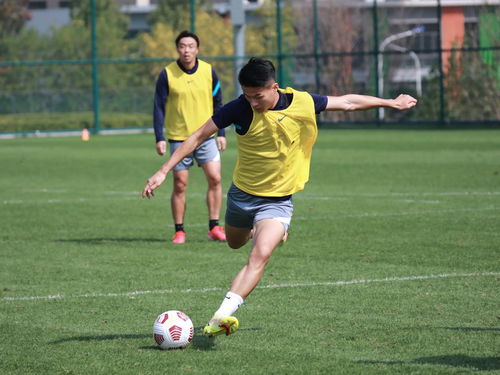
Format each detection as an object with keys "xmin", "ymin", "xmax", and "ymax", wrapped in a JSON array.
[
  {"xmin": 165, "ymin": 59, "xmax": 213, "ymax": 140},
  {"xmin": 233, "ymin": 87, "xmax": 318, "ymax": 196}
]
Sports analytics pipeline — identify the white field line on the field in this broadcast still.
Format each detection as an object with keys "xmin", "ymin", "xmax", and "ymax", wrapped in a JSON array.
[
  {"xmin": 22, "ymin": 188, "xmax": 68, "ymax": 193},
  {"xmin": 2, "ymin": 272, "xmax": 498, "ymax": 302}
]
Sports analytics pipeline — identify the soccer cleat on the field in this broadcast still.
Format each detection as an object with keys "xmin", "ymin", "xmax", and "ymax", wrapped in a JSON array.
[
  {"xmin": 207, "ymin": 226, "xmax": 226, "ymax": 241},
  {"xmin": 172, "ymin": 230, "xmax": 186, "ymax": 244},
  {"xmin": 202, "ymin": 316, "xmax": 239, "ymax": 337}
]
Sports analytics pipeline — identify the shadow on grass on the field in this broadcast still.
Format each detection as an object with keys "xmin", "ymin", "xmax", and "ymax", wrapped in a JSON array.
[
  {"xmin": 50, "ymin": 333, "xmax": 150, "ymax": 344},
  {"xmin": 51, "ymin": 326, "xmax": 261, "ymax": 351},
  {"xmin": 55, "ymin": 237, "xmax": 210, "ymax": 244},
  {"xmin": 49, "ymin": 332, "xmax": 213, "ymax": 351},
  {"xmin": 359, "ymin": 355, "xmax": 500, "ymax": 371},
  {"xmin": 55, "ymin": 238, "xmax": 165, "ymax": 244},
  {"xmin": 139, "ymin": 326, "xmax": 262, "ymax": 351},
  {"xmin": 137, "ymin": 326, "xmax": 217, "ymax": 351}
]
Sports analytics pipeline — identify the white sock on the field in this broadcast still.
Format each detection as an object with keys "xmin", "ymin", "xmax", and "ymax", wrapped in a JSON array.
[{"xmin": 213, "ymin": 291, "xmax": 244, "ymax": 319}]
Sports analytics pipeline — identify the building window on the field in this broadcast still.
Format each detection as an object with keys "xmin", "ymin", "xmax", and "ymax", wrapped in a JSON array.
[
  {"xmin": 28, "ymin": 1, "xmax": 47, "ymax": 9},
  {"xmin": 59, "ymin": 1, "xmax": 70, "ymax": 7}
]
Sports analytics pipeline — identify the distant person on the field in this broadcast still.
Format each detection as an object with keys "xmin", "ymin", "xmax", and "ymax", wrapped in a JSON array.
[
  {"xmin": 153, "ymin": 30, "xmax": 227, "ymax": 244},
  {"xmin": 144, "ymin": 57, "xmax": 417, "ymax": 337}
]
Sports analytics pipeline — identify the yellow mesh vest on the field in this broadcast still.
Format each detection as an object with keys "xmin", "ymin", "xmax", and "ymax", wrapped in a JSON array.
[
  {"xmin": 233, "ymin": 87, "xmax": 318, "ymax": 196},
  {"xmin": 164, "ymin": 59, "xmax": 213, "ymax": 140}
]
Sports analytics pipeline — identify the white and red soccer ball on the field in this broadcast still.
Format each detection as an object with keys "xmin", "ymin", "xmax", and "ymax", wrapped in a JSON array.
[{"xmin": 153, "ymin": 310, "xmax": 194, "ymax": 350}]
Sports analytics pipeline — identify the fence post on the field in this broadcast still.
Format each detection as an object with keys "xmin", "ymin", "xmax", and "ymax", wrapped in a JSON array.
[
  {"xmin": 276, "ymin": 0, "xmax": 283, "ymax": 86},
  {"xmin": 372, "ymin": 0, "xmax": 380, "ymax": 126},
  {"xmin": 90, "ymin": 0, "xmax": 100, "ymax": 134},
  {"xmin": 436, "ymin": 0, "xmax": 446, "ymax": 125},
  {"xmin": 313, "ymin": 0, "xmax": 320, "ymax": 93},
  {"xmin": 190, "ymin": 0, "xmax": 196, "ymax": 33},
  {"xmin": 231, "ymin": 0, "xmax": 245, "ymax": 97}
]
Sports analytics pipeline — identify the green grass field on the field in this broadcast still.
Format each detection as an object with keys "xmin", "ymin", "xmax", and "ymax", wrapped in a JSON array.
[{"xmin": 1, "ymin": 129, "xmax": 499, "ymax": 375}]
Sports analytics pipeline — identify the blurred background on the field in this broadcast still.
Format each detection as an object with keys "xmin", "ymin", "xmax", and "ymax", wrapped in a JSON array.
[{"xmin": 0, "ymin": 0, "xmax": 499, "ymax": 135}]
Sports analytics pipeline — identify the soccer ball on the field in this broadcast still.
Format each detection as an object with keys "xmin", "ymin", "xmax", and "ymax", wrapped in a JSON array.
[{"xmin": 153, "ymin": 310, "xmax": 194, "ymax": 350}]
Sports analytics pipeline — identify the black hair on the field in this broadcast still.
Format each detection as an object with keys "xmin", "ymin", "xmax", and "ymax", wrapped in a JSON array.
[
  {"xmin": 175, "ymin": 30, "xmax": 200, "ymax": 47},
  {"xmin": 238, "ymin": 57, "xmax": 276, "ymax": 87}
]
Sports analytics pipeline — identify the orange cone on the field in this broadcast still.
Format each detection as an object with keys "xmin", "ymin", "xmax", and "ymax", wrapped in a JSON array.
[{"xmin": 81, "ymin": 128, "xmax": 90, "ymax": 141}]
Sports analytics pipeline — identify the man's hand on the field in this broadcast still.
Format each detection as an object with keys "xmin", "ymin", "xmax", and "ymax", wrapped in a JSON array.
[
  {"xmin": 142, "ymin": 171, "xmax": 167, "ymax": 198},
  {"xmin": 156, "ymin": 140, "xmax": 167, "ymax": 156},
  {"xmin": 216, "ymin": 136, "xmax": 227, "ymax": 152},
  {"xmin": 392, "ymin": 94, "xmax": 417, "ymax": 110}
]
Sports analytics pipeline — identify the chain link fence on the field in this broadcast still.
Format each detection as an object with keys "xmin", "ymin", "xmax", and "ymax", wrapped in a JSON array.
[{"xmin": 0, "ymin": 0, "xmax": 499, "ymax": 135}]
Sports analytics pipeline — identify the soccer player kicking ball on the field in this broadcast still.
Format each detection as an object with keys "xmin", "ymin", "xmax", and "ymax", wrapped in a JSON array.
[{"xmin": 142, "ymin": 57, "xmax": 417, "ymax": 337}]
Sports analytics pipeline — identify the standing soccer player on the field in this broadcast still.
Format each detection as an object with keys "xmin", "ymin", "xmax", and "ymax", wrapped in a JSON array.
[
  {"xmin": 153, "ymin": 30, "xmax": 227, "ymax": 244},
  {"xmin": 144, "ymin": 58, "xmax": 417, "ymax": 336}
]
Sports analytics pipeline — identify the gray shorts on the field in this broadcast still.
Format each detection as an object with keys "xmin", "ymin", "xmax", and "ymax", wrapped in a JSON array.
[
  {"xmin": 170, "ymin": 137, "xmax": 220, "ymax": 171},
  {"xmin": 225, "ymin": 184, "xmax": 294, "ymax": 231}
]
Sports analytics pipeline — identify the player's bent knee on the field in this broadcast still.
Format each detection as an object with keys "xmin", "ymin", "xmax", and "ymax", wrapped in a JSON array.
[
  {"xmin": 225, "ymin": 225, "xmax": 251, "ymax": 249},
  {"xmin": 227, "ymin": 238, "xmax": 246, "ymax": 249}
]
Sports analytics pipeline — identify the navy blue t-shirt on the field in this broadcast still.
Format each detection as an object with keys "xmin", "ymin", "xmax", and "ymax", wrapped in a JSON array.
[{"xmin": 212, "ymin": 91, "xmax": 328, "ymax": 135}]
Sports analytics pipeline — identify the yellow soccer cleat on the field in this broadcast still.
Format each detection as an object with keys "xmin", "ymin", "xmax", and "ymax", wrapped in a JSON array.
[{"xmin": 202, "ymin": 316, "xmax": 239, "ymax": 337}]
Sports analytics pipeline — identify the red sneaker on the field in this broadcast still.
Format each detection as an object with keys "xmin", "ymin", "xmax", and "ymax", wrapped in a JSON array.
[
  {"xmin": 207, "ymin": 226, "xmax": 226, "ymax": 241},
  {"xmin": 172, "ymin": 230, "xmax": 186, "ymax": 244}
]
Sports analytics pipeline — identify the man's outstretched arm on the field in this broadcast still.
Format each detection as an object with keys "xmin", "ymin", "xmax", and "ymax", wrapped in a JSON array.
[
  {"xmin": 142, "ymin": 118, "xmax": 219, "ymax": 198},
  {"xmin": 325, "ymin": 94, "xmax": 417, "ymax": 112}
]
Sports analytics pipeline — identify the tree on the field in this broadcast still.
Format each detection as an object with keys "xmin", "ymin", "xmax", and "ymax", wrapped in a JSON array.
[
  {"xmin": 445, "ymin": 47, "xmax": 500, "ymax": 121},
  {"xmin": 0, "ymin": 0, "xmax": 31, "ymax": 39},
  {"xmin": 292, "ymin": 2, "xmax": 365, "ymax": 122},
  {"xmin": 0, "ymin": 0, "xmax": 31, "ymax": 62},
  {"xmin": 70, "ymin": 0, "xmax": 127, "ymax": 30},
  {"xmin": 140, "ymin": 6, "xmax": 234, "ymax": 99},
  {"xmin": 148, "ymin": 0, "xmax": 210, "ymax": 32},
  {"xmin": 0, "ymin": 0, "xmax": 143, "ymax": 116}
]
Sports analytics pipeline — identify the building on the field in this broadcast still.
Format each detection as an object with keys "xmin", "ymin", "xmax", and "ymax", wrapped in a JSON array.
[{"xmin": 26, "ymin": 0, "xmax": 71, "ymax": 34}]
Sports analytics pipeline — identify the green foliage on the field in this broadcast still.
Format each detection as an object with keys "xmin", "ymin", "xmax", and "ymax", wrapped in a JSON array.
[
  {"xmin": 139, "ymin": 8, "xmax": 234, "ymax": 100},
  {"xmin": 415, "ymin": 39, "xmax": 500, "ymax": 122},
  {"xmin": 70, "ymin": 0, "xmax": 129, "ymax": 31},
  {"xmin": 0, "ymin": 0, "xmax": 30, "ymax": 39},
  {"xmin": 0, "ymin": 130, "xmax": 499, "ymax": 374},
  {"xmin": 148, "ymin": 0, "xmax": 191, "ymax": 31},
  {"xmin": 410, "ymin": 69, "xmax": 441, "ymax": 122},
  {"xmin": 147, "ymin": 0, "xmax": 211, "ymax": 31},
  {"xmin": 246, "ymin": 2, "xmax": 296, "ymax": 57},
  {"xmin": 445, "ymin": 49, "xmax": 500, "ymax": 121},
  {"xmin": 0, "ymin": 0, "xmax": 150, "ymax": 120},
  {"xmin": 0, "ymin": 28, "xmax": 50, "ymax": 62}
]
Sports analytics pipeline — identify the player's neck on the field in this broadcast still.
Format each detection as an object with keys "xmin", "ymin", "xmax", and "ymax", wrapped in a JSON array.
[
  {"xmin": 269, "ymin": 91, "xmax": 280, "ymax": 110},
  {"xmin": 179, "ymin": 59, "xmax": 196, "ymax": 71}
]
